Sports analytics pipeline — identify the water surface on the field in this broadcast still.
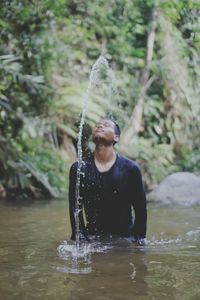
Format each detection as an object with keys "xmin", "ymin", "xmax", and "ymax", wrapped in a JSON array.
[{"xmin": 0, "ymin": 199, "xmax": 199, "ymax": 300}]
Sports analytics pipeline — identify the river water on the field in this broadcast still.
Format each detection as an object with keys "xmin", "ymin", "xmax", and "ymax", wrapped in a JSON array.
[{"xmin": 0, "ymin": 199, "xmax": 199, "ymax": 300}]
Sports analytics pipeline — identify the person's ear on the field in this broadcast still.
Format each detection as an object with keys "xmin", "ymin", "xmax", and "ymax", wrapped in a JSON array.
[{"xmin": 114, "ymin": 134, "xmax": 120, "ymax": 143}]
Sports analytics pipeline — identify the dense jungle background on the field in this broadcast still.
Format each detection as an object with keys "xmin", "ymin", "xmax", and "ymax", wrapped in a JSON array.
[{"xmin": 0, "ymin": 0, "xmax": 199, "ymax": 200}]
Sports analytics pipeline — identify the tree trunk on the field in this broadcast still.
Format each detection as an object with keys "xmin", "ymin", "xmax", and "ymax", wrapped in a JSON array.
[{"xmin": 120, "ymin": 8, "xmax": 158, "ymax": 145}]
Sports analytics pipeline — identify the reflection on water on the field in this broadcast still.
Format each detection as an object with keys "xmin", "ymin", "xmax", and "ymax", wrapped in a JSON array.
[{"xmin": 0, "ymin": 199, "xmax": 199, "ymax": 300}]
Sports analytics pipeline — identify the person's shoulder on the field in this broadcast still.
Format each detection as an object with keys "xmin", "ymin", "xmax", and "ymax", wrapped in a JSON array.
[
  {"xmin": 117, "ymin": 154, "xmax": 141, "ymax": 171},
  {"xmin": 69, "ymin": 160, "xmax": 77, "ymax": 170},
  {"xmin": 69, "ymin": 161, "xmax": 77, "ymax": 175}
]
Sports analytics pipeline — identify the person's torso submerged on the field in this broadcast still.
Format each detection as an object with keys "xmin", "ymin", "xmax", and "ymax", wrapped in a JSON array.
[{"xmin": 78, "ymin": 154, "xmax": 139, "ymax": 236}]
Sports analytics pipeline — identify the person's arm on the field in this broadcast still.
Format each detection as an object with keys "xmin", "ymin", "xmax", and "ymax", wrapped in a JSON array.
[
  {"xmin": 130, "ymin": 164, "xmax": 147, "ymax": 245},
  {"xmin": 68, "ymin": 162, "xmax": 89, "ymax": 241},
  {"xmin": 69, "ymin": 163, "xmax": 77, "ymax": 240}
]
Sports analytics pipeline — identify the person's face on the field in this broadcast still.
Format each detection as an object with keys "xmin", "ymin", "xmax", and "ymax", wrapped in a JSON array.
[{"xmin": 92, "ymin": 119, "xmax": 119, "ymax": 145}]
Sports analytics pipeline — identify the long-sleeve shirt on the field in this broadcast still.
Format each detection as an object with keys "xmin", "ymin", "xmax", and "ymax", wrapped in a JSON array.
[{"xmin": 69, "ymin": 154, "xmax": 147, "ymax": 241}]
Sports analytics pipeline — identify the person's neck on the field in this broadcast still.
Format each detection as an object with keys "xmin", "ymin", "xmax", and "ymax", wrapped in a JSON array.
[
  {"xmin": 94, "ymin": 144, "xmax": 117, "ymax": 172},
  {"xmin": 94, "ymin": 144, "xmax": 116, "ymax": 162}
]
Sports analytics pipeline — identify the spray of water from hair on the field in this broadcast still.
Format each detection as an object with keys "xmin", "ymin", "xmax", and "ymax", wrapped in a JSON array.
[{"xmin": 75, "ymin": 56, "xmax": 113, "ymax": 250}]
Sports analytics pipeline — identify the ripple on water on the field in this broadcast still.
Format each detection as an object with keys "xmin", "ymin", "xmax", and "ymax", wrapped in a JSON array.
[
  {"xmin": 186, "ymin": 227, "xmax": 200, "ymax": 241},
  {"xmin": 144, "ymin": 226, "xmax": 200, "ymax": 253},
  {"xmin": 55, "ymin": 225, "xmax": 200, "ymax": 273}
]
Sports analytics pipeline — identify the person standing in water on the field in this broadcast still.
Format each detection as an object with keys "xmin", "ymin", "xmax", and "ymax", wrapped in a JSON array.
[{"xmin": 68, "ymin": 117, "xmax": 147, "ymax": 245}]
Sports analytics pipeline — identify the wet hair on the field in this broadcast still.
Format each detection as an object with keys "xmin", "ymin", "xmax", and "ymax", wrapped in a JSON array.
[
  {"xmin": 104, "ymin": 112, "xmax": 121, "ymax": 137},
  {"xmin": 112, "ymin": 119, "xmax": 121, "ymax": 137},
  {"xmin": 104, "ymin": 117, "xmax": 121, "ymax": 140}
]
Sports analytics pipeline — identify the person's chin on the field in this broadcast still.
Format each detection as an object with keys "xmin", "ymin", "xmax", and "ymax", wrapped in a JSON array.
[
  {"xmin": 92, "ymin": 135, "xmax": 107, "ymax": 144},
  {"xmin": 93, "ymin": 133, "xmax": 104, "ymax": 140}
]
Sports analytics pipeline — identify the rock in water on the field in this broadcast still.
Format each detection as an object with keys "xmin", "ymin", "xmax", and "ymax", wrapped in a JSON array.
[{"xmin": 146, "ymin": 172, "xmax": 200, "ymax": 205}]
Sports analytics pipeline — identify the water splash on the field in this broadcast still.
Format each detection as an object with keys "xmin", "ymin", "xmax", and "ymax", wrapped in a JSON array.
[
  {"xmin": 144, "ymin": 226, "xmax": 200, "ymax": 251},
  {"xmin": 58, "ymin": 240, "xmax": 113, "ymax": 259},
  {"xmin": 58, "ymin": 240, "xmax": 92, "ymax": 263},
  {"xmin": 57, "ymin": 239, "xmax": 113, "ymax": 274},
  {"xmin": 75, "ymin": 56, "xmax": 115, "ymax": 249},
  {"xmin": 186, "ymin": 227, "xmax": 200, "ymax": 241}
]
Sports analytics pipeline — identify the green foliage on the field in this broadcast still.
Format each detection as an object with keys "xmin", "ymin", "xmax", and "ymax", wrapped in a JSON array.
[
  {"xmin": 0, "ymin": 0, "xmax": 67, "ymax": 198},
  {"xmin": 20, "ymin": 137, "xmax": 68, "ymax": 194},
  {"xmin": 0, "ymin": 133, "xmax": 67, "ymax": 198},
  {"xmin": 118, "ymin": 137, "xmax": 180, "ymax": 188},
  {"xmin": 0, "ymin": 0, "xmax": 199, "ymax": 199}
]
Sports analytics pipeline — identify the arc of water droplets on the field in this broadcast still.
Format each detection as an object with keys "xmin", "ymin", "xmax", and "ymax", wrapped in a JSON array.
[{"xmin": 74, "ymin": 56, "xmax": 112, "ymax": 249}]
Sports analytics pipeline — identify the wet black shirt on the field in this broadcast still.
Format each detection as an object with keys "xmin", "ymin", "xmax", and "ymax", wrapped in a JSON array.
[{"xmin": 69, "ymin": 154, "xmax": 147, "ymax": 240}]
